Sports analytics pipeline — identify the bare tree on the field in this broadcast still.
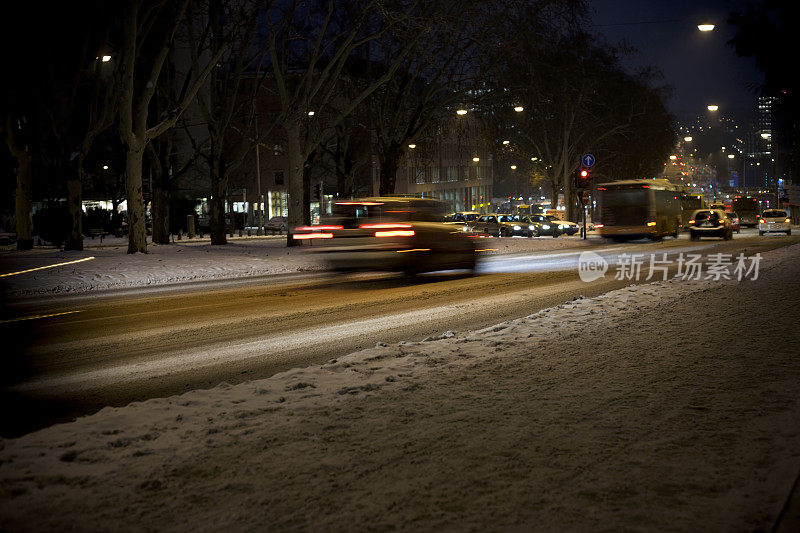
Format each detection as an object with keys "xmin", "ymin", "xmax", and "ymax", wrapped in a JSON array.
[
  {"xmin": 262, "ymin": 0, "xmax": 424, "ymax": 243},
  {"xmin": 116, "ymin": 0, "xmax": 231, "ymax": 253}
]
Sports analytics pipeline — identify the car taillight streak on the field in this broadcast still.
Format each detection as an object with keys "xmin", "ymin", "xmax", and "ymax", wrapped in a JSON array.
[
  {"xmin": 359, "ymin": 223, "xmax": 412, "ymax": 229},
  {"xmin": 294, "ymin": 225, "xmax": 343, "ymax": 231},
  {"xmin": 375, "ymin": 230, "xmax": 415, "ymax": 238},
  {"xmin": 292, "ymin": 233, "xmax": 333, "ymax": 240}
]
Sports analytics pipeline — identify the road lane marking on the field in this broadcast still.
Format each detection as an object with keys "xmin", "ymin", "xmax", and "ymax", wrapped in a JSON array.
[
  {"xmin": 0, "ymin": 310, "xmax": 83, "ymax": 324},
  {"xmin": 0, "ymin": 256, "xmax": 95, "ymax": 277}
]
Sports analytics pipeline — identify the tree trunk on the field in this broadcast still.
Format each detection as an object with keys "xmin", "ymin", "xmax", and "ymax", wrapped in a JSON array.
[
  {"xmin": 209, "ymin": 164, "xmax": 227, "ymax": 245},
  {"xmin": 563, "ymin": 170, "xmax": 576, "ymax": 222},
  {"xmin": 125, "ymin": 146, "xmax": 148, "ymax": 253},
  {"xmin": 64, "ymin": 176, "xmax": 83, "ymax": 251},
  {"xmin": 286, "ymin": 122, "xmax": 304, "ymax": 247},
  {"xmin": 378, "ymin": 143, "xmax": 402, "ymax": 196},
  {"xmin": 151, "ymin": 180, "xmax": 170, "ymax": 244},
  {"xmin": 14, "ymin": 150, "xmax": 33, "ymax": 250}
]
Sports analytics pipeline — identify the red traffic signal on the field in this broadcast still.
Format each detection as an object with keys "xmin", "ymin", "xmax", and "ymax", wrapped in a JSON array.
[{"xmin": 574, "ymin": 168, "xmax": 592, "ymax": 189}]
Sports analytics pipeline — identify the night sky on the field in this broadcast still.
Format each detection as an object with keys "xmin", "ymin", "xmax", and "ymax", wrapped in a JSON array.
[{"xmin": 590, "ymin": 0, "xmax": 763, "ymax": 123}]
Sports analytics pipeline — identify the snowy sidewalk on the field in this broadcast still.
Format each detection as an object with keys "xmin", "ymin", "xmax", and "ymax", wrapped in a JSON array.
[{"xmin": 1, "ymin": 244, "xmax": 799, "ymax": 531}]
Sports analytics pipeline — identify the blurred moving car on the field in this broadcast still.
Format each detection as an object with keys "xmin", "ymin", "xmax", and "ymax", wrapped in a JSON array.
[
  {"xmin": 758, "ymin": 209, "xmax": 791, "ymax": 236},
  {"xmin": 296, "ymin": 197, "xmax": 476, "ymax": 275},
  {"xmin": 546, "ymin": 215, "xmax": 580, "ymax": 236},
  {"xmin": 724, "ymin": 211, "xmax": 741, "ymax": 234},
  {"xmin": 688, "ymin": 209, "xmax": 733, "ymax": 241}
]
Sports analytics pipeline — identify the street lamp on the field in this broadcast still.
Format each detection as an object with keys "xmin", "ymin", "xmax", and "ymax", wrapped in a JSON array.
[
  {"xmin": 456, "ymin": 109, "xmax": 468, "ymax": 116},
  {"xmin": 697, "ymin": 23, "xmax": 715, "ymax": 31},
  {"xmin": 684, "ymin": 136, "xmax": 693, "ymax": 142},
  {"xmin": 408, "ymin": 144, "xmax": 416, "ymax": 149},
  {"xmin": 707, "ymin": 104, "xmax": 719, "ymax": 111},
  {"xmin": 472, "ymin": 156, "xmax": 480, "ymax": 162},
  {"xmin": 510, "ymin": 165, "xmax": 517, "ymax": 170},
  {"xmin": 307, "ymin": 111, "xmax": 315, "ymax": 116},
  {"xmin": 514, "ymin": 106, "xmax": 524, "ymax": 112}
]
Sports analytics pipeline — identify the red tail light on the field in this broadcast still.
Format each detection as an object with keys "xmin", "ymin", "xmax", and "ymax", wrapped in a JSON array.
[
  {"xmin": 594, "ymin": 224, "xmax": 604, "ymax": 228},
  {"xmin": 646, "ymin": 221, "xmax": 656, "ymax": 227},
  {"xmin": 785, "ymin": 218, "xmax": 791, "ymax": 223},
  {"xmin": 688, "ymin": 219, "xmax": 695, "ymax": 224},
  {"xmin": 759, "ymin": 219, "xmax": 765, "ymax": 224}
]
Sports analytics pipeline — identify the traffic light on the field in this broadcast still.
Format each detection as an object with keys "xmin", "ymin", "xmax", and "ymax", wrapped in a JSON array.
[{"xmin": 574, "ymin": 168, "xmax": 592, "ymax": 189}]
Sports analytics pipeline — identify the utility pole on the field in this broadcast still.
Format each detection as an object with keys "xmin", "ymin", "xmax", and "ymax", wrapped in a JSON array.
[{"xmin": 255, "ymin": 113, "xmax": 263, "ymax": 236}]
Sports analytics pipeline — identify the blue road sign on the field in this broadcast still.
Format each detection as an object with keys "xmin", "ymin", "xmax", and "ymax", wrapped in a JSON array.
[{"xmin": 582, "ymin": 154, "xmax": 595, "ymax": 167}]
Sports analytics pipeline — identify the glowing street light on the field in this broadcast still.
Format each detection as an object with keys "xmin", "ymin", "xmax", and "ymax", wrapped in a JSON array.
[
  {"xmin": 707, "ymin": 104, "xmax": 719, "ymax": 111},
  {"xmin": 102, "ymin": 165, "xmax": 109, "ymax": 170},
  {"xmin": 697, "ymin": 23, "xmax": 715, "ymax": 31},
  {"xmin": 472, "ymin": 156, "xmax": 480, "ymax": 162},
  {"xmin": 513, "ymin": 106, "xmax": 524, "ymax": 112},
  {"xmin": 502, "ymin": 140, "xmax": 510, "ymax": 145},
  {"xmin": 728, "ymin": 154, "xmax": 735, "ymax": 159},
  {"xmin": 669, "ymin": 155, "xmax": 677, "ymax": 160},
  {"xmin": 760, "ymin": 132, "xmax": 771, "ymax": 139},
  {"xmin": 307, "ymin": 111, "xmax": 315, "ymax": 116},
  {"xmin": 456, "ymin": 109, "xmax": 468, "ymax": 115},
  {"xmin": 684, "ymin": 136, "xmax": 693, "ymax": 142},
  {"xmin": 510, "ymin": 165, "xmax": 517, "ymax": 170},
  {"xmin": 101, "ymin": 55, "xmax": 112, "ymax": 62},
  {"xmin": 408, "ymin": 144, "xmax": 416, "ymax": 149}
]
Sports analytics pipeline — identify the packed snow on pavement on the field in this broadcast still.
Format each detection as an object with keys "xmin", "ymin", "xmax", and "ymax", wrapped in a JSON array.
[{"xmin": 1, "ymin": 243, "xmax": 799, "ymax": 531}]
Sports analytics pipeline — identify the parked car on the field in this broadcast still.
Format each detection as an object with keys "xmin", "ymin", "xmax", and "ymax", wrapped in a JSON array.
[
  {"xmin": 526, "ymin": 214, "xmax": 560, "ymax": 237},
  {"xmin": 758, "ymin": 209, "xmax": 791, "ymax": 236},
  {"xmin": 546, "ymin": 215, "xmax": 580, "ymax": 236},
  {"xmin": 498, "ymin": 214, "xmax": 535, "ymax": 237},
  {"xmin": 724, "ymin": 211, "xmax": 741, "ymax": 234},
  {"xmin": 446, "ymin": 211, "xmax": 481, "ymax": 224},
  {"xmin": 472, "ymin": 214, "xmax": 520, "ymax": 237},
  {"xmin": 264, "ymin": 216, "xmax": 288, "ymax": 234},
  {"xmin": 298, "ymin": 197, "xmax": 476, "ymax": 275},
  {"xmin": 688, "ymin": 209, "xmax": 733, "ymax": 241}
]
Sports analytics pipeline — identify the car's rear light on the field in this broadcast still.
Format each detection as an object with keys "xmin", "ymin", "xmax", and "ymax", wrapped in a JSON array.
[
  {"xmin": 294, "ymin": 225, "xmax": 342, "ymax": 231},
  {"xmin": 375, "ymin": 230, "xmax": 415, "ymax": 238},
  {"xmin": 785, "ymin": 218, "xmax": 791, "ymax": 223},
  {"xmin": 759, "ymin": 219, "xmax": 765, "ymax": 224},
  {"xmin": 594, "ymin": 224, "xmax": 604, "ymax": 228},
  {"xmin": 646, "ymin": 221, "xmax": 656, "ymax": 227},
  {"xmin": 688, "ymin": 219, "xmax": 694, "ymax": 224},
  {"xmin": 292, "ymin": 233, "xmax": 333, "ymax": 240},
  {"xmin": 359, "ymin": 223, "xmax": 412, "ymax": 229}
]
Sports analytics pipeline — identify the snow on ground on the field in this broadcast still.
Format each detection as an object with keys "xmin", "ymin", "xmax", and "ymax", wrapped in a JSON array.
[
  {"xmin": 0, "ymin": 233, "xmax": 598, "ymax": 297},
  {"xmin": 1, "ymin": 243, "xmax": 799, "ymax": 531}
]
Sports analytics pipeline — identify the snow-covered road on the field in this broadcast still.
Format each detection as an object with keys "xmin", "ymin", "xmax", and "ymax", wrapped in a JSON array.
[{"xmin": 1, "ymin": 243, "xmax": 799, "ymax": 531}]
